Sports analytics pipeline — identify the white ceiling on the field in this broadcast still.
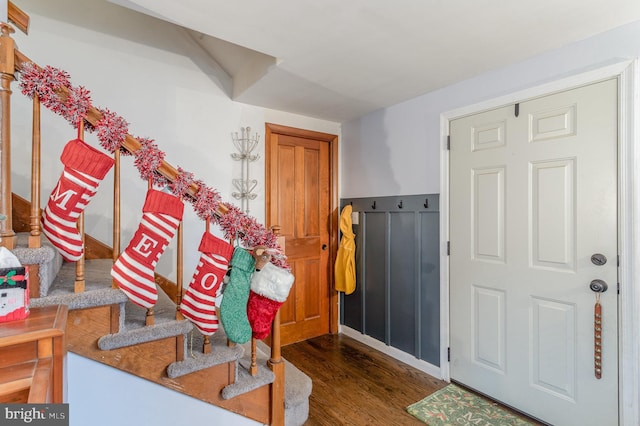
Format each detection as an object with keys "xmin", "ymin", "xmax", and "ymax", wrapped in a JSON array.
[{"xmin": 111, "ymin": 0, "xmax": 640, "ymax": 123}]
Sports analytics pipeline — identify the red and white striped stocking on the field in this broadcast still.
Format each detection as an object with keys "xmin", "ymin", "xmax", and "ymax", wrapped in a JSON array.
[
  {"xmin": 180, "ymin": 231, "xmax": 234, "ymax": 335},
  {"xmin": 42, "ymin": 139, "xmax": 114, "ymax": 261},
  {"xmin": 111, "ymin": 189, "xmax": 184, "ymax": 308}
]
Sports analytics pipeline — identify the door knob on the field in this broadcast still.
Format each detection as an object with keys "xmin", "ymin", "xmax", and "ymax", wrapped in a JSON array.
[
  {"xmin": 589, "ymin": 279, "xmax": 608, "ymax": 293},
  {"xmin": 322, "ymin": 244, "xmax": 327, "ymax": 250}
]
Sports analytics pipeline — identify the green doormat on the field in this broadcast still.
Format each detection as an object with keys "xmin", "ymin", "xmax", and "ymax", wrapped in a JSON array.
[{"xmin": 406, "ymin": 384, "xmax": 535, "ymax": 425}]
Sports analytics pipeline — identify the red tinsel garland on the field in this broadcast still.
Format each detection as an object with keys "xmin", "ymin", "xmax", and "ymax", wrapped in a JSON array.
[
  {"xmin": 96, "ymin": 108, "xmax": 130, "ymax": 154},
  {"xmin": 192, "ymin": 179, "xmax": 222, "ymax": 221},
  {"xmin": 134, "ymin": 137, "xmax": 165, "ymax": 181},
  {"xmin": 170, "ymin": 167, "xmax": 194, "ymax": 199},
  {"xmin": 64, "ymin": 86, "xmax": 92, "ymax": 128},
  {"xmin": 17, "ymin": 62, "xmax": 287, "ymax": 267}
]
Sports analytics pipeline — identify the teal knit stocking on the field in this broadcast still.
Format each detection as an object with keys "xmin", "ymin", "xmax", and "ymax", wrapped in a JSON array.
[{"xmin": 220, "ymin": 247, "xmax": 255, "ymax": 344}]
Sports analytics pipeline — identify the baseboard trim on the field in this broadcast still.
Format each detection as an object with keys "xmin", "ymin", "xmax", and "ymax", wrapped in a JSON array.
[{"xmin": 339, "ymin": 325, "xmax": 442, "ymax": 380}]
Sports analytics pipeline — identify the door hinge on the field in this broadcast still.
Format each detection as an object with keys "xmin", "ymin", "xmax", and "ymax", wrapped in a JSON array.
[
  {"xmin": 618, "ymin": 282, "xmax": 620, "ymax": 294},
  {"xmin": 447, "ymin": 347, "xmax": 451, "ymax": 362},
  {"xmin": 447, "ymin": 135, "xmax": 450, "ymax": 150},
  {"xmin": 447, "ymin": 241, "xmax": 450, "ymax": 256},
  {"xmin": 515, "ymin": 103, "xmax": 520, "ymax": 117}
]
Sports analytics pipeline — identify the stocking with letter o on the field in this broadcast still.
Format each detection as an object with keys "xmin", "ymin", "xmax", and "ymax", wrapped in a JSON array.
[{"xmin": 180, "ymin": 231, "xmax": 234, "ymax": 335}]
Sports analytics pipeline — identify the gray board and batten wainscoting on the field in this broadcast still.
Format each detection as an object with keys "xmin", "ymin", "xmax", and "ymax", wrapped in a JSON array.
[{"xmin": 339, "ymin": 194, "xmax": 440, "ymax": 366}]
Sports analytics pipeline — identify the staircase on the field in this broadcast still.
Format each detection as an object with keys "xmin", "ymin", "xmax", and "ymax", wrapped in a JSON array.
[{"xmin": 0, "ymin": 4, "xmax": 311, "ymax": 425}]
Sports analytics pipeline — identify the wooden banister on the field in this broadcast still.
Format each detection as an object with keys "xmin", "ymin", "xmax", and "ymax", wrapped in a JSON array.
[{"xmin": 8, "ymin": 1, "xmax": 29, "ymax": 35}]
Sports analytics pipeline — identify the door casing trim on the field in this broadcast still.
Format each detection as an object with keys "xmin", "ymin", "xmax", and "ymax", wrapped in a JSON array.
[{"xmin": 439, "ymin": 60, "xmax": 640, "ymax": 425}]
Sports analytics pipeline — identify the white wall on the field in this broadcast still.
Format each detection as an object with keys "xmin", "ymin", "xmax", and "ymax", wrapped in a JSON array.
[
  {"xmin": 341, "ymin": 19, "xmax": 640, "ymax": 198},
  {"xmin": 67, "ymin": 353, "xmax": 262, "ymax": 426},
  {"xmin": 10, "ymin": 0, "xmax": 340, "ymax": 281}
]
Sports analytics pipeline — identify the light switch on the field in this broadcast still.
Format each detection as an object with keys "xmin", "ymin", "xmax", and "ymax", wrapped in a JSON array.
[{"xmin": 351, "ymin": 210, "xmax": 359, "ymax": 225}]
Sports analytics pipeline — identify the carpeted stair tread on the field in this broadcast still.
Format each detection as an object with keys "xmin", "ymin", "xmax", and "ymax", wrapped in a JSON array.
[
  {"xmin": 30, "ymin": 259, "xmax": 129, "ymax": 309},
  {"xmin": 283, "ymin": 358, "xmax": 312, "ymax": 426},
  {"xmin": 255, "ymin": 340, "xmax": 311, "ymax": 426},
  {"xmin": 98, "ymin": 287, "xmax": 192, "ymax": 350},
  {"xmin": 12, "ymin": 232, "xmax": 63, "ymax": 297},
  {"xmin": 221, "ymin": 357, "xmax": 275, "ymax": 400},
  {"xmin": 283, "ymin": 358, "xmax": 312, "ymax": 409},
  {"xmin": 30, "ymin": 287, "xmax": 128, "ymax": 310},
  {"xmin": 166, "ymin": 330, "xmax": 244, "ymax": 378}
]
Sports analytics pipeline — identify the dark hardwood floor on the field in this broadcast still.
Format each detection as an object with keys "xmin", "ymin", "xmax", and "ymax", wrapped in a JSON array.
[{"xmin": 281, "ymin": 333, "xmax": 447, "ymax": 425}]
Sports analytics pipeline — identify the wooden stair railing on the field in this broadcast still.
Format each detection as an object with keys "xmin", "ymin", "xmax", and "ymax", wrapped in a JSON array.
[
  {"xmin": 0, "ymin": 23, "xmax": 16, "ymax": 249},
  {"xmin": 8, "ymin": 1, "xmax": 28, "ymax": 35},
  {"xmin": 0, "ymin": 2, "xmax": 28, "ymax": 249},
  {"xmin": 0, "ymin": 9, "xmax": 288, "ymax": 423}
]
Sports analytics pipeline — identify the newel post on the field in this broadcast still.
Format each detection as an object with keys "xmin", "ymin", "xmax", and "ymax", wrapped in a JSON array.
[{"xmin": 0, "ymin": 22, "xmax": 15, "ymax": 249}]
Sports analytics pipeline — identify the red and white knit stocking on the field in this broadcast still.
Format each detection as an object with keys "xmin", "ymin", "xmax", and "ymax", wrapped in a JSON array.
[
  {"xmin": 42, "ymin": 139, "xmax": 114, "ymax": 261},
  {"xmin": 111, "ymin": 189, "xmax": 184, "ymax": 308},
  {"xmin": 247, "ymin": 262, "xmax": 295, "ymax": 339},
  {"xmin": 180, "ymin": 231, "xmax": 234, "ymax": 335}
]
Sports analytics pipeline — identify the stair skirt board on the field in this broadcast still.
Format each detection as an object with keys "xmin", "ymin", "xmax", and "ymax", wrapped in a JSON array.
[{"xmin": 166, "ymin": 331, "xmax": 244, "ymax": 379}]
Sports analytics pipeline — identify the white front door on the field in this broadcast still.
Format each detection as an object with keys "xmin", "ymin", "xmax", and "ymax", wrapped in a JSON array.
[{"xmin": 449, "ymin": 79, "xmax": 618, "ymax": 426}]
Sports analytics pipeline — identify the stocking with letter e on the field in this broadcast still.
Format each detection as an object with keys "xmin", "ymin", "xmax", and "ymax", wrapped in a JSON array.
[{"xmin": 111, "ymin": 189, "xmax": 184, "ymax": 308}]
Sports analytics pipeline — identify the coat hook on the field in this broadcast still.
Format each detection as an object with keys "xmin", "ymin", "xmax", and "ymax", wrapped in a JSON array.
[
  {"xmin": 372, "ymin": 200, "xmax": 376, "ymax": 210},
  {"xmin": 424, "ymin": 199, "xmax": 429, "ymax": 208},
  {"xmin": 398, "ymin": 200, "xmax": 403, "ymax": 209}
]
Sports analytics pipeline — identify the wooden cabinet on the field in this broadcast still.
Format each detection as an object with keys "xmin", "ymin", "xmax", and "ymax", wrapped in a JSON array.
[{"xmin": 0, "ymin": 304, "xmax": 68, "ymax": 403}]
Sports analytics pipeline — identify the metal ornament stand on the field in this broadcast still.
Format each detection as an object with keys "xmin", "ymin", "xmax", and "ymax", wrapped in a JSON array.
[{"xmin": 231, "ymin": 127, "xmax": 260, "ymax": 214}]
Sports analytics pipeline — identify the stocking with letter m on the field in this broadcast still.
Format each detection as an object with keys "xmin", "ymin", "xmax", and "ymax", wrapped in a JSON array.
[{"xmin": 42, "ymin": 138, "xmax": 114, "ymax": 261}]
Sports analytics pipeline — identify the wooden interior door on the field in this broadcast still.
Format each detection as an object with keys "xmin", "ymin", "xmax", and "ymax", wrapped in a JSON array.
[{"xmin": 266, "ymin": 123, "xmax": 338, "ymax": 346}]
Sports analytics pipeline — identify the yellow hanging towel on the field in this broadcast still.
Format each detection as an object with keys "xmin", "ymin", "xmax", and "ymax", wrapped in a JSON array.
[{"xmin": 334, "ymin": 205, "xmax": 356, "ymax": 295}]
